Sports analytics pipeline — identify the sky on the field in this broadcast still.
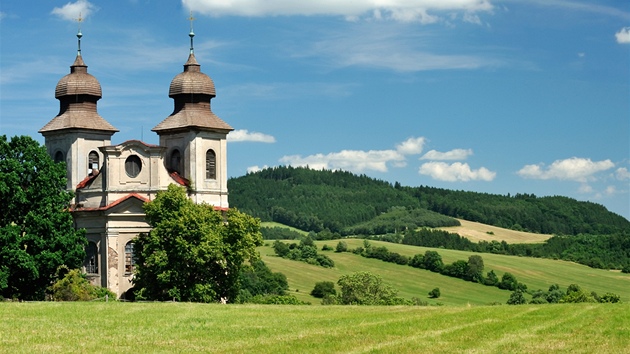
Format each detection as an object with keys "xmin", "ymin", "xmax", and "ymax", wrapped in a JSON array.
[{"xmin": 1, "ymin": 0, "xmax": 629, "ymax": 220}]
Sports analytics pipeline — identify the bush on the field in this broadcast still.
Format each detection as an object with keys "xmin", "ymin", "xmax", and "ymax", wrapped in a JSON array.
[
  {"xmin": 49, "ymin": 268, "xmax": 114, "ymax": 301},
  {"xmin": 335, "ymin": 241, "xmax": 348, "ymax": 253},
  {"xmin": 507, "ymin": 290, "xmax": 527, "ymax": 305},
  {"xmin": 321, "ymin": 244, "xmax": 333, "ymax": 251},
  {"xmin": 311, "ymin": 281, "xmax": 337, "ymax": 298},
  {"xmin": 428, "ymin": 287, "xmax": 441, "ymax": 299},
  {"xmin": 315, "ymin": 254, "xmax": 335, "ymax": 268},
  {"xmin": 498, "ymin": 272, "xmax": 518, "ymax": 291},
  {"xmin": 599, "ymin": 292, "xmax": 621, "ymax": 303},
  {"xmin": 249, "ymin": 294, "xmax": 311, "ymax": 305},
  {"xmin": 337, "ymin": 271, "xmax": 401, "ymax": 305}
]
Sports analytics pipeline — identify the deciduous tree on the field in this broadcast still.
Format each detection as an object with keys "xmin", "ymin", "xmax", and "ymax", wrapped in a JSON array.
[
  {"xmin": 133, "ymin": 184, "xmax": 263, "ymax": 303},
  {"xmin": 0, "ymin": 135, "xmax": 85, "ymax": 300}
]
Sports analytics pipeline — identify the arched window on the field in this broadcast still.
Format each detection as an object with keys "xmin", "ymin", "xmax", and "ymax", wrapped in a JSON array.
[
  {"xmin": 54, "ymin": 151, "xmax": 64, "ymax": 163},
  {"xmin": 125, "ymin": 155, "xmax": 142, "ymax": 178},
  {"xmin": 84, "ymin": 242, "xmax": 98, "ymax": 274},
  {"xmin": 170, "ymin": 149, "xmax": 182, "ymax": 174},
  {"xmin": 206, "ymin": 149, "xmax": 216, "ymax": 180},
  {"xmin": 88, "ymin": 151, "xmax": 99, "ymax": 174},
  {"xmin": 125, "ymin": 242, "xmax": 136, "ymax": 274}
]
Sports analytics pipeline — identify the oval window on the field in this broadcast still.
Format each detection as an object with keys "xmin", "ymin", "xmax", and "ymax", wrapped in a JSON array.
[{"xmin": 125, "ymin": 155, "xmax": 142, "ymax": 178}]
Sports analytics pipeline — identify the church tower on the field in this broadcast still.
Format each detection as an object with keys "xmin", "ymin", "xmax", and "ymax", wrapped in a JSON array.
[
  {"xmin": 152, "ymin": 18, "xmax": 233, "ymax": 208},
  {"xmin": 39, "ymin": 25, "xmax": 118, "ymax": 192}
]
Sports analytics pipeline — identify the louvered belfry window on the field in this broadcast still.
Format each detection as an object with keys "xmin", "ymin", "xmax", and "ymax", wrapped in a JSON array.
[{"xmin": 206, "ymin": 149, "xmax": 216, "ymax": 179}]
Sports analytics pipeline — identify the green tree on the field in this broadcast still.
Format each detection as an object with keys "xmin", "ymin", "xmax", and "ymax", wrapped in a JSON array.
[
  {"xmin": 428, "ymin": 287, "xmax": 441, "ymax": 299},
  {"xmin": 507, "ymin": 290, "xmax": 527, "ymax": 305},
  {"xmin": 238, "ymin": 260, "xmax": 288, "ymax": 302},
  {"xmin": 484, "ymin": 270, "xmax": 499, "ymax": 286},
  {"xmin": 337, "ymin": 271, "xmax": 400, "ymax": 305},
  {"xmin": 335, "ymin": 241, "xmax": 348, "ymax": 253},
  {"xmin": 423, "ymin": 251, "xmax": 444, "ymax": 272},
  {"xmin": 133, "ymin": 184, "xmax": 263, "ymax": 303},
  {"xmin": 310, "ymin": 281, "xmax": 336, "ymax": 298},
  {"xmin": 0, "ymin": 135, "xmax": 86, "ymax": 300},
  {"xmin": 498, "ymin": 272, "xmax": 518, "ymax": 291},
  {"xmin": 465, "ymin": 255, "xmax": 485, "ymax": 283}
]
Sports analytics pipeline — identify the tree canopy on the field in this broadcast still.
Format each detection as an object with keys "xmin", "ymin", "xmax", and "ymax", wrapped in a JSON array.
[
  {"xmin": 0, "ymin": 135, "xmax": 86, "ymax": 300},
  {"xmin": 132, "ymin": 184, "xmax": 263, "ymax": 303}
]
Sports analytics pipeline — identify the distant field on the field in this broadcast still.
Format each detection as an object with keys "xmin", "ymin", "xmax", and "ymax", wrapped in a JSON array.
[
  {"xmin": 259, "ymin": 240, "xmax": 630, "ymax": 305},
  {"xmin": 1, "ymin": 302, "xmax": 628, "ymax": 353},
  {"xmin": 438, "ymin": 219, "xmax": 553, "ymax": 243},
  {"xmin": 260, "ymin": 221, "xmax": 309, "ymax": 235}
]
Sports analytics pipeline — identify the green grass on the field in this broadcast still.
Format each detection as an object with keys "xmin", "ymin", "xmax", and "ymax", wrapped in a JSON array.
[
  {"xmin": 1, "ymin": 302, "xmax": 628, "ymax": 353},
  {"xmin": 260, "ymin": 222, "xmax": 309, "ymax": 236},
  {"xmin": 260, "ymin": 239, "xmax": 630, "ymax": 305}
]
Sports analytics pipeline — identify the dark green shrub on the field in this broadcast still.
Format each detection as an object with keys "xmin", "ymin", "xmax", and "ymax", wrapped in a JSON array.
[
  {"xmin": 335, "ymin": 241, "xmax": 348, "ymax": 253},
  {"xmin": 310, "ymin": 281, "xmax": 337, "ymax": 298},
  {"xmin": 428, "ymin": 287, "xmax": 441, "ymax": 299}
]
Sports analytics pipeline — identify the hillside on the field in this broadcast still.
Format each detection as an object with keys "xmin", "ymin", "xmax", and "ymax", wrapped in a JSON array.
[
  {"xmin": 229, "ymin": 166, "xmax": 630, "ymax": 236},
  {"xmin": 439, "ymin": 219, "xmax": 553, "ymax": 244},
  {"xmin": 259, "ymin": 240, "xmax": 630, "ymax": 305}
]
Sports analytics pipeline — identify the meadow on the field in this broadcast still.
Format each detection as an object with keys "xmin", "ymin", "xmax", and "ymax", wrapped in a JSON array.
[
  {"xmin": 1, "ymin": 302, "xmax": 628, "ymax": 353},
  {"xmin": 259, "ymin": 240, "xmax": 630, "ymax": 305}
]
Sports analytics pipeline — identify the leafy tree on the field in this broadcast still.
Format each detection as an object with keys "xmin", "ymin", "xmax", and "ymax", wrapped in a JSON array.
[
  {"xmin": 238, "ymin": 260, "xmax": 288, "ymax": 302},
  {"xmin": 0, "ymin": 135, "xmax": 86, "ymax": 300},
  {"xmin": 423, "ymin": 251, "xmax": 444, "ymax": 273},
  {"xmin": 465, "ymin": 255, "xmax": 485, "ymax": 283},
  {"xmin": 336, "ymin": 271, "xmax": 400, "ymax": 305},
  {"xmin": 310, "ymin": 281, "xmax": 336, "ymax": 298},
  {"xmin": 560, "ymin": 284, "xmax": 596, "ymax": 303},
  {"xmin": 498, "ymin": 272, "xmax": 518, "ymax": 291},
  {"xmin": 335, "ymin": 241, "xmax": 348, "ymax": 253},
  {"xmin": 599, "ymin": 293, "xmax": 621, "ymax": 303},
  {"xmin": 507, "ymin": 290, "xmax": 527, "ymax": 305},
  {"xmin": 133, "ymin": 184, "xmax": 263, "ymax": 303},
  {"xmin": 273, "ymin": 240, "xmax": 290, "ymax": 257},
  {"xmin": 484, "ymin": 270, "xmax": 499, "ymax": 286},
  {"xmin": 409, "ymin": 254, "xmax": 425, "ymax": 269},
  {"xmin": 428, "ymin": 287, "xmax": 441, "ymax": 299},
  {"xmin": 442, "ymin": 260, "xmax": 468, "ymax": 278}
]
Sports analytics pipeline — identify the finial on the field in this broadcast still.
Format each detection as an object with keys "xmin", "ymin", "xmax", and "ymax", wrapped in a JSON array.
[
  {"xmin": 76, "ymin": 12, "xmax": 83, "ymax": 56},
  {"xmin": 188, "ymin": 11, "xmax": 195, "ymax": 54}
]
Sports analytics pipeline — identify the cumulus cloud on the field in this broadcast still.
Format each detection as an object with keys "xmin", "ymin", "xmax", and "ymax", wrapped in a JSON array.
[
  {"xmin": 51, "ymin": 0, "xmax": 96, "ymax": 21},
  {"xmin": 421, "ymin": 148, "xmax": 472, "ymax": 161},
  {"xmin": 517, "ymin": 157, "xmax": 614, "ymax": 182},
  {"xmin": 182, "ymin": 0, "xmax": 493, "ymax": 23},
  {"xmin": 615, "ymin": 27, "xmax": 630, "ymax": 44},
  {"xmin": 279, "ymin": 136, "xmax": 425, "ymax": 173},
  {"xmin": 228, "ymin": 129, "xmax": 276, "ymax": 143},
  {"xmin": 418, "ymin": 161, "xmax": 495, "ymax": 182},
  {"xmin": 616, "ymin": 167, "xmax": 630, "ymax": 180},
  {"xmin": 396, "ymin": 137, "xmax": 426, "ymax": 155}
]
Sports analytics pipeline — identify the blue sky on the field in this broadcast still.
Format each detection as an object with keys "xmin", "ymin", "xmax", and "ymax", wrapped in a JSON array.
[{"xmin": 1, "ymin": 0, "xmax": 629, "ymax": 219}]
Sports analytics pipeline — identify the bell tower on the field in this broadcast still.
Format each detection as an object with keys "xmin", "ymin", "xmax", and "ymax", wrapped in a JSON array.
[
  {"xmin": 39, "ymin": 19, "xmax": 118, "ymax": 192},
  {"xmin": 152, "ymin": 15, "xmax": 233, "ymax": 208}
]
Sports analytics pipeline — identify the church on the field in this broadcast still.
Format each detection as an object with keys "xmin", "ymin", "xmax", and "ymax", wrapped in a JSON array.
[{"xmin": 38, "ymin": 25, "xmax": 233, "ymax": 298}]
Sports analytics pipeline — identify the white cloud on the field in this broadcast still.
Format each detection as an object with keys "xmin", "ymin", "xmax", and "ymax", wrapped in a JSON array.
[
  {"xmin": 578, "ymin": 183, "xmax": 593, "ymax": 194},
  {"xmin": 279, "ymin": 136, "xmax": 426, "ymax": 173},
  {"xmin": 51, "ymin": 0, "xmax": 96, "ymax": 21},
  {"xmin": 616, "ymin": 27, "xmax": 630, "ymax": 44},
  {"xmin": 418, "ymin": 161, "xmax": 496, "ymax": 182},
  {"xmin": 182, "ymin": 0, "xmax": 493, "ymax": 23},
  {"xmin": 247, "ymin": 165, "xmax": 269, "ymax": 174},
  {"xmin": 604, "ymin": 185, "xmax": 617, "ymax": 196},
  {"xmin": 616, "ymin": 167, "xmax": 630, "ymax": 180},
  {"xmin": 396, "ymin": 137, "xmax": 426, "ymax": 155},
  {"xmin": 228, "ymin": 129, "xmax": 276, "ymax": 143},
  {"xmin": 517, "ymin": 157, "xmax": 615, "ymax": 182},
  {"xmin": 421, "ymin": 148, "xmax": 472, "ymax": 160},
  {"xmin": 280, "ymin": 149, "xmax": 405, "ymax": 173}
]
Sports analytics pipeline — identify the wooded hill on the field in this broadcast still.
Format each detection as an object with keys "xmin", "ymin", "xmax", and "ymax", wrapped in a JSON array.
[{"xmin": 228, "ymin": 166, "xmax": 629, "ymax": 236}]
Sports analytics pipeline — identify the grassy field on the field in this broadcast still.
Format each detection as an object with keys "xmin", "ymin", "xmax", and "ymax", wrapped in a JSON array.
[
  {"xmin": 259, "ymin": 240, "xmax": 630, "ymax": 305},
  {"xmin": 438, "ymin": 219, "xmax": 553, "ymax": 243},
  {"xmin": 1, "ymin": 302, "xmax": 628, "ymax": 353}
]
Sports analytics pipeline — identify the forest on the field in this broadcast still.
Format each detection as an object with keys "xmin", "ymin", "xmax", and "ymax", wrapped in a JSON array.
[{"xmin": 228, "ymin": 166, "xmax": 630, "ymax": 269}]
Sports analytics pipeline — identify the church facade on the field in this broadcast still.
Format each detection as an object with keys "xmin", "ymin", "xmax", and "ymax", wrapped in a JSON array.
[{"xmin": 39, "ymin": 28, "xmax": 233, "ymax": 298}]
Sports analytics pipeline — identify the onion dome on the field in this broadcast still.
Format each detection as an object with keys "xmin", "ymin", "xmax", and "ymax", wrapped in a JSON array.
[
  {"xmin": 152, "ymin": 27, "xmax": 232, "ymax": 134},
  {"xmin": 40, "ymin": 30, "xmax": 117, "ymax": 134}
]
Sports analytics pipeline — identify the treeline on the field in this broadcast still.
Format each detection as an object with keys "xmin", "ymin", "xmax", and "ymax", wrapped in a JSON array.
[
  {"xmin": 403, "ymin": 186, "xmax": 629, "ymax": 235},
  {"xmin": 228, "ymin": 166, "xmax": 450, "ymax": 234},
  {"xmin": 229, "ymin": 166, "xmax": 629, "ymax": 236},
  {"xmin": 342, "ymin": 241, "xmax": 527, "ymax": 292},
  {"xmin": 402, "ymin": 228, "xmax": 630, "ymax": 270}
]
